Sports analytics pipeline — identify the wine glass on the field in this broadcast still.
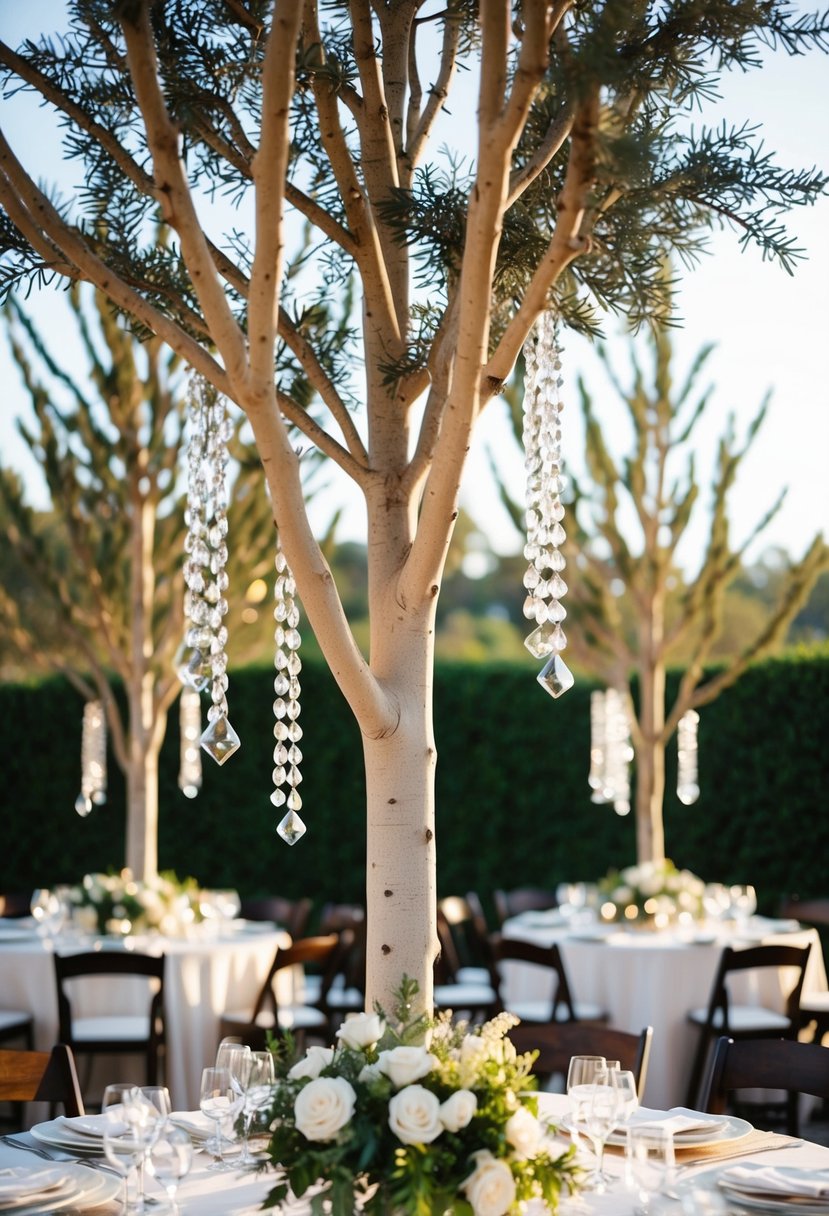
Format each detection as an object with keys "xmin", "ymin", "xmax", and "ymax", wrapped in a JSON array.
[
  {"xmin": 136, "ymin": 1087, "xmax": 172, "ymax": 1207},
  {"xmin": 610, "ymin": 1068, "xmax": 640, "ymax": 1187},
  {"xmin": 147, "ymin": 1124, "xmax": 193, "ymax": 1215},
  {"xmin": 101, "ymin": 1084, "xmax": 148, "ymax": 1215},
  {"xmin": 30, "ymin": 888, "xmax": 64, "ymax": 937},
  {"xmin": 730, "ymin": 884, "xmax": 757, "ymax": 925},
  {"xmin": 583, "ymin": 1069, "xmax": 622, "ymax": 1192},
  {"xmin": 199, "ymin": 1066, "xmax": 234, "ymax": 1171},
  {"xmin": 238, "ymin": 1049, "xmax": 275, "ymax": 1168},
  {"xmin": 565, "ymin": 1055, "xmax": 606, "ymax": 1153},
  {"xmin": 629, "ymin": 1124, "xmax": 675, "ymax": 1215},
  {"xmin": 213, "ymin": 889, "xmax": 241, "ymax": 922}
]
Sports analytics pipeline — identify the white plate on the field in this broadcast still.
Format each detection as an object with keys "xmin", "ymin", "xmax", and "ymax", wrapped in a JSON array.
[
  {"xmin": 605, "ymin": 1110, "xmax": 750, "ymax": 1148},
  {"xmin": 0, "ymin": 1166, "xmax": 69, "ymax": 1202},
  {"xmin": 30, "ymin": 1117, "xmax": 131, "ymax": 1154},
  {"xmin": 714, "ymin": 1162, "xmax": 829, "ymax": 1211},
  {"xmin": 0, "ymin": 1163, "xmax": 120, "ymax": 1215}
]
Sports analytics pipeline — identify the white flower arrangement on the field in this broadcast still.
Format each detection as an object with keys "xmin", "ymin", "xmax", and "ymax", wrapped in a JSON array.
[
  {"xmin": 262, "ymin": 980, "xmax": 578, "ymax": 1215},
  {"xmin": 68, "ymin": 868, "xmax": 201, "ymax": 935},
  {"xmin": 598, "ymin": 858, "xmax": 705, "ymax": 923}
]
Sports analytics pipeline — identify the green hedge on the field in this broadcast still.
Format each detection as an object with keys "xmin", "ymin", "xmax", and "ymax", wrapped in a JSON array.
[{"xmin": 3, "ymin": 648, "xmax": 827, "ymax": 920}]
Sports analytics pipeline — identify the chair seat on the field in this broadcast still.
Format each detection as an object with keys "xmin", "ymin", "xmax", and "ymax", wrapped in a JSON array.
[
  {"xmin": 434, "ymin": 982, "xmax": 498, "ymax": 1010},
  {"xmin": 0, "ymin": 1010, "xmax": 33, "ymax": 1034},
  {"xmin": 508, "ymin": 999, "xmax": 608, "ymax": 1024},
  {"xmin": 800, "ymin": 992, "xmax": 829, "ymax": 1013},
  {"xmin": 456, "ymin": 966, "xmax": 493, "ymax": 986},
  {"xmin": 71, "ymin": 1015, "xmax": 152, "ymax": 1042},
  {"xmin": 223, "ymin": 1004, "xmax": 327, "ymax": 1032},
  {"xmin": 688, "ymin": 1005, "xmax": 792, "ymax": 1032},
  {"xmin": 325, "ymin": 986, "xmax": 365, "ymax": 1012}
]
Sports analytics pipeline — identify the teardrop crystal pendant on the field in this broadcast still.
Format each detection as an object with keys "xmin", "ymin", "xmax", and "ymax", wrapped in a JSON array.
[
  {"xmin": 276, "ymin": 809, "xmax": 307, "ymax": 846},
  {"xmin": 200, "ymin": 714, "xmax": 241, "ymax": 765},
  {"xmin": 537, "ymin": 654, "xmax": 575, "ymax": 699}
]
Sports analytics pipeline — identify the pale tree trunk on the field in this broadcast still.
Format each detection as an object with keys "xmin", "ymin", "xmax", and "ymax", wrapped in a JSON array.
[
  {"xmin": 124, "ymin": 675, "xmax": 168, "ymax": 883},
  {"xmin": 635, "ymin": 600, "xmax": 667, "ymax": 865}
]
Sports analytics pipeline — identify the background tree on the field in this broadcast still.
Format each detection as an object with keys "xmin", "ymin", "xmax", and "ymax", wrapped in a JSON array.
[
  {"xmin": 0, "ymin": 286, "xmax": 272, "ymax": 880},
  {"xmin": 495, "ymin": 328, "xmax": 827, "ymax": 862},
  {"xmin": 0, "ymin": 2, "xmax": 827, "ymax": 1013}
]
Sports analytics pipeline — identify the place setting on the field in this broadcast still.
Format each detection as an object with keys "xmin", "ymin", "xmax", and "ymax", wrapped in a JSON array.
[{"xmin": 0, "ymin": 1158, "xmax": 121, "ymax": 1214}]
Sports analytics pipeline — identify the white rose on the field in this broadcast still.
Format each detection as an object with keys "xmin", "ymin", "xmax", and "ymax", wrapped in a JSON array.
[
  {"xmin": 439, "ymin": 1089, "xmax": 477, "ymax": 1132},
  {"xmin": 463, "ymin": 1150, "xmax": 516, "ymax": 1216},
  {"xmin": 288, "ymin": 1045, "xmax": 335, "ymax": 1080},
  {"xmin": 293, "ymin": 1076, "xmax": 356, "ymax": 1141},
  {"xmin": 336, "ymin": 1011, "xmax": 385, "ymax": 1051},
  {"xmin": 621, "ymin": 866, "xmax": 639, "ymax": 886},
  {"xmin": 388, "ymin": 1084, "xmax": 443, "ymax": 1145},
  {"xmin": 505, "ymin": 1105, "xmax": 542, "ymax": 1158},
  {"xmin": 377, "ymin": 1045, "xmax": 437, "ymax": 1088},
  {"xmin": 358, "ymin": 1062, "xmax": 384, "ymax": 1085}
]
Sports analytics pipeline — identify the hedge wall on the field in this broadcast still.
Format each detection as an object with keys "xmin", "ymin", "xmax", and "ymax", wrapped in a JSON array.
[{"xmin": 3, "ymin": 647, "xmax": 827, "ymax": 920}]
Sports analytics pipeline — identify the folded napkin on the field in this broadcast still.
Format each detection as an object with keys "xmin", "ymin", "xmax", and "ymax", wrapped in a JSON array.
[
  {"xmin": 633, "ymin": 1107, "xmax": 729, "ymax": 1138},
  {"xmin": 61, "ymin": 1109, "xmax": 129, "ymax": 1137},
  {"xmin": 720, "ymin": 1165, "xmax": 829, "ymax": 1200},
  {"xmin": 0, "ymin": 1165, "xmax": 68, "ymax": 1199},
  {"xmin": 170, "ymin": 1110, "xmax": 218, "ymax": 1140}
]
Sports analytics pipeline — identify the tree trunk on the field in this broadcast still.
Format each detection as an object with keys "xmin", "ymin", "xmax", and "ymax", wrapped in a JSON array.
[
  {"xmin": 634, "ymin": 731, "xmax": 666, "ymax": 866},
  {"xmin": 362, "ymin": 618, "xmax": 440, "ymax": 1018},
  {"xmin": 125, "ymin": 738, "xmax": 159, "ymax": 883}
]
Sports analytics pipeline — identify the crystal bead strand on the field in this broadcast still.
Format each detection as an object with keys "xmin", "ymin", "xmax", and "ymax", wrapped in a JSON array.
[
  {"xmin": 272, "ymin": 540, "xmax": 307, "ymax": 845},
  {"xmin": 75, "ymin": 699, "xmax": 106, "ymax": 817},
  {"xmin": 605, "ymin": 688, "xmax": 632, "ymax": 816},
  {"xmin": 178, "ymin": 687, "xmax": 203, "ymax": 799},
  {"xmin": 175, "ymin": 376, "xmax": 212, "ymax": 692},
  {"xmin": 677, "ymin": 709, "xmax": 700, "ymax": 805},
  {"xmin": 521, "ymin": 311, "xmax": 574, "ymax": 699},
  {"xmin": 198, "ymin": 381, "xmax": 240, "ymax": 765}
]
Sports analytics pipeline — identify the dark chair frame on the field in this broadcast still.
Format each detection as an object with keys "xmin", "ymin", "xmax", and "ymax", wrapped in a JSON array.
[
  {"xmin": 493, "ymin": 888, "xmax": 558, "ymax": 927},
  {"xmin": 492, "ymin": 936, "xmax": 608, "ymax": 1024},
  {"xmin": 0, "ymin": 1044, "xmax": 85, "ymax": 1116},
  {"xmin": 508, "ymin": 1021, "xmax": 653, "ymax": 1095},
  {"xmin": 219, "ymin": 932, "xmax": 346, "ymax": 1051},
  {"xmin": 701, "ymin": 1035, "xmax": 829, "ymax": 1137},
  {"xmin": 54, "ymin": 950, "xmax": 166, "ymax": 1086},
  {"xmin": 239, "ymin": 896, "xmax": 313, "ymax": 939},
  {"xmin": 685, "ymin": 941, "xmax": 812, "ymax": 1108}
]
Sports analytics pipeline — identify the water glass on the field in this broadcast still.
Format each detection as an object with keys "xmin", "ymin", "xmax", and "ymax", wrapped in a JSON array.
[
  {"xmin": 200, "ymin": 1066, "xmax": 234, "ymax": 1171},
  {"xmin": 238, "ymin": 1050, "xmax": 276, "ymax": 1167},
  {"xmin": 583, "ymin": 1070, "xmax": 621, "ymax": 1192},
  {"xmin": 148, "ymin": 1124, "xmax": 193, "ymax": 1215},
  {"xmin": 565, "ymin": 1056, "xmax": 606, "ymax": 1162},
  {"xmin": 30, "ymin": 888, "xmax": 64, "ymax": 937},
  {"xmin": 101, "ymin": 1085, "xmax": 148, "ymax": 1215},
  {"xmin": 629, "ymin": 1124, "xmax": 675, "ymax": 1214}
]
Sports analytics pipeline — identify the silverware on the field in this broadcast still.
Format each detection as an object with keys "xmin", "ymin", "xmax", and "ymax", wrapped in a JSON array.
[{"xmin": 2, "ymin": 1135, "xmax": 121, "ymax": 1176}]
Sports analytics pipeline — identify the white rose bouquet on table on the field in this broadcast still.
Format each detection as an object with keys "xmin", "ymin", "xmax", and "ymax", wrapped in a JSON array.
[
  {"xmin": 262, "ymin": 978, "xmax": 579, "ymax": 1215},
  {"xmin": 68, "ymin": 868, "xmax": 202, "ymax": 935},
  {"xmin": 598, "ymin": 858, "xmax": 705, "ymax": 923}
]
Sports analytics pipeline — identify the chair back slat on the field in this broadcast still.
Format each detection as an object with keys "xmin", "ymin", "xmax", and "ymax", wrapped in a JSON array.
[
  {"xmin": 508, "ymin": 1022, "xmax": 653, "ymax": 1094},
  {"xmin": 0, "ymin": 1045, "xmax": 84, "ymax": 1115}
]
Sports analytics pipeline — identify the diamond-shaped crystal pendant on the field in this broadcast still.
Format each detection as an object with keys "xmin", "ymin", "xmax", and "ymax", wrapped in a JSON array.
[
  {"xmin": 200, "ymin": 715, "xmax": 241, "ymax": 765},
  {"xmin": 276, "ymin": 810, "xmax": 307, "ymax": 845},
  {"xmin": 174, "ymin": 641, "xmax": 209, "ymax": 691},
  {"xmin": 537, "ymin": 654, "xmax": 575, "ymax": 699},
  {"xmin": 524, "ymin": 621, "xmax": 567, "ymax": 659}
]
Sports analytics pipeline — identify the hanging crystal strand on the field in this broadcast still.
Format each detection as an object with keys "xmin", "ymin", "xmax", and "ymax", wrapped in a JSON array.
[
  {"xmin": 677, "ymin": 709, "xmax": 700, "ymax": 805},
  {"xmin": 606, "ymin": 688, "xmax": 632, "ymax": 816},
  {"xmin": 187, "ymin": 377, "xmax": 240, "ymax": 765},
  {"xmin": 272, "ymin": 539, "xmax": 307, "ymax": 845},
  {"xmin": 175, "ymin": 376, "xmax": 212, "ymax": 692},
  {"xmin": 178, "ymin": 687, "xmax": 203, "ymax": 799},
  {"xmin": 588, "ymin": 690, "xmax": 609, "ymax": 802},
  {"xmin": 522, "ymin": 311, "xmax": 574, "ymax": 699},
  {"xmin": 75, "ymin": 699, "xmax": 106, "ymax": 817}
]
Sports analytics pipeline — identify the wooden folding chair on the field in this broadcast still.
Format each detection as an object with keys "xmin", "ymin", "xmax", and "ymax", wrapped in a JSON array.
[{"xmin": 0, "ymin": 1045, "xmax": 84, "ymax": 1117}]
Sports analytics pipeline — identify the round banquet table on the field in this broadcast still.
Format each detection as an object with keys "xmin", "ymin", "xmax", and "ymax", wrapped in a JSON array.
[
  {"xmin": 0, "ymin": 919, "xmax": 290, "ymax": 1110},
  {"xmin": 499, "ymin": 913, "xmax": 828, "ymax": 1109}
]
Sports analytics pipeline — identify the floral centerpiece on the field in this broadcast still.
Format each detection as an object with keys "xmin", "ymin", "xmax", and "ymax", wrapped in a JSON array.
[
  {"xmin": 263, "ymin": 979, "xmax": 578, "ymax": 1215},
  {"xmin": 598, "ymin": 858, "xmax": 705, "ymax": 925},
  {"xmin": 68, "ymin": 869, "xmax": 202, "ymax": 936}
]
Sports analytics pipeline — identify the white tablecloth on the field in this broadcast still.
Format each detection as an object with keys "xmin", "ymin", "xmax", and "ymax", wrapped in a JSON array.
[
  {"xmin": 0, "ymin": 921, "xmax": 289, "ymax": 1109},
  {"xmin": 3, "ymin": 1092, "xmax": 828, "ymax": 1214},
  {"xmin": 499, "ymin": 914, "xmax": 828, "ymax": 1108}
]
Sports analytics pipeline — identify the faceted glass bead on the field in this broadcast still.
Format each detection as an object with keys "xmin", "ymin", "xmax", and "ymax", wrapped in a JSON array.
[
  {"xmin": 524, "ymin": 622, "xmax": 559, "ymax": 659},
  {"xmin": 285, "ymin": 627, "xmax": 301, "ymax": 650},
  {"xmin": 274, "ymin": 744, "xmax": 289, "ymax": 766},
  {"xmin": 273, "ymin": 721, "xmax": 289, "ymax": 740},
  {"xmin": 272, "ymin": 765, "xmax": 287, "ymax": 786},
  {"xmin": 548, "ymin": 573, "xmax": 568, "ymax": 598},
  {"xmin": 547, "ymin": 599, "xmax": 567, "ymax": 623},
  {"xmin": 174, "ymin": 641, "xmax": 209, "ymax": 691},
  {"xmin": 276, "ymin": 809, "xmax": 306, "ymax": 845},
  {"xmin": 273, "ymin": 698, "xmax": 288, "ymax": 719},
  {"xmin": 288, "ymin": 721, "xmax": 303, "ymax": 742},
  {"xmin": 287, "ymin": 788, "xmax": 302, "ymax": 810},
  {"xmin": 522, "ymin": 595, "xmax": 537, "ymax": 620},
  {"xmin": 270, "ymin": 788, "xmax": 287, "ymax": 807},
  {"xmin": 286, "ymin": 699, "xmax": 301, "ymax": 720},
  {"xmin": 537, "ymin": 654, "xmax": 575, "ymax": 699},
  {"xmin": 200, "ymin": 714, "xmax": 241, "ymax": 764},
  {"xmin": 287, "ymin": 605, "xmax": 300, "ymax": 628},
  {"xmin": 75, "ymin": 793, "xmax": 93, "ymax": 818},
  {"xmin": 287, "ymin": 652, "xmax": 302, "ymax": 676},
  {"xmin": 287, "ymin": 744, "xmax": 303, "ymax": 765},
  {"xmin": 274, "ymin": 673, "xmax": 290, "ymax": 696},
  {"xmin": 288, "ymin": 767, "xmax": 302, "ymax": 786},
  {"xmin": 550, "ymin": 522, "xmax": 566, "ymax": 546},
  {"xmin": 275, "ymin": 550, "xmax": 288, "ymax": 573},
  {"xmin": 549, "ymin": 550, "xmax": 566, "ymax": 572}
]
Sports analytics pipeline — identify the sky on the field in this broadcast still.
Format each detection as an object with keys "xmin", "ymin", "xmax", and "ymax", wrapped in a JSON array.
[{"xmin": 0, "ymin": 4, "xmax": 827, "ymax": 578}]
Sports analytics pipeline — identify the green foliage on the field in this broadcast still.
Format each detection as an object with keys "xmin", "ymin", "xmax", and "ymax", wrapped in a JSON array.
[{"xmin": 3, "ymin": 649, "xmax": 827, "ymax": 914}]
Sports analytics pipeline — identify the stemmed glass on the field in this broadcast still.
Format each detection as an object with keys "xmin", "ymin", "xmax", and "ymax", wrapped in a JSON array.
[
  {"xmin": 238, "ymin": 1050, "xmax": 275, "ymax": 1168},
  {"xmin": 583, "ymin": 1069, "xmax": 622, "ymax": 1192},
  {"xmin": 610, "ymin": 1068, "xmax": 640, "ymax": 1187},
  {"xmin": 565, "ymin": 1055, "xmax": 606, "ymax": 1154},
  {"xmin": 101, "ymin": 1084, "xmax": 150, "ymax": 1215},
  {"xmin": 147, "ymin": 1124, "xmax": 193, "ymax": 1215},
  {"xmin": 30, "ymin": 888, "xmax": 64, "ymax": 937},
  {"xmin": 629, "ymin": 1124, "xmax": 675, "ymax": 1215},
  {"xmin": 730, "ymin": 884, "xmax": 757, "ymax": 926},
  {"xmin": 199, "ymin": 1066, "xmax": 236, "ymax": 1171},
  {"xmin": 136, "ymin": 1087, "xmax": 172, "ymax": 1207}
]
